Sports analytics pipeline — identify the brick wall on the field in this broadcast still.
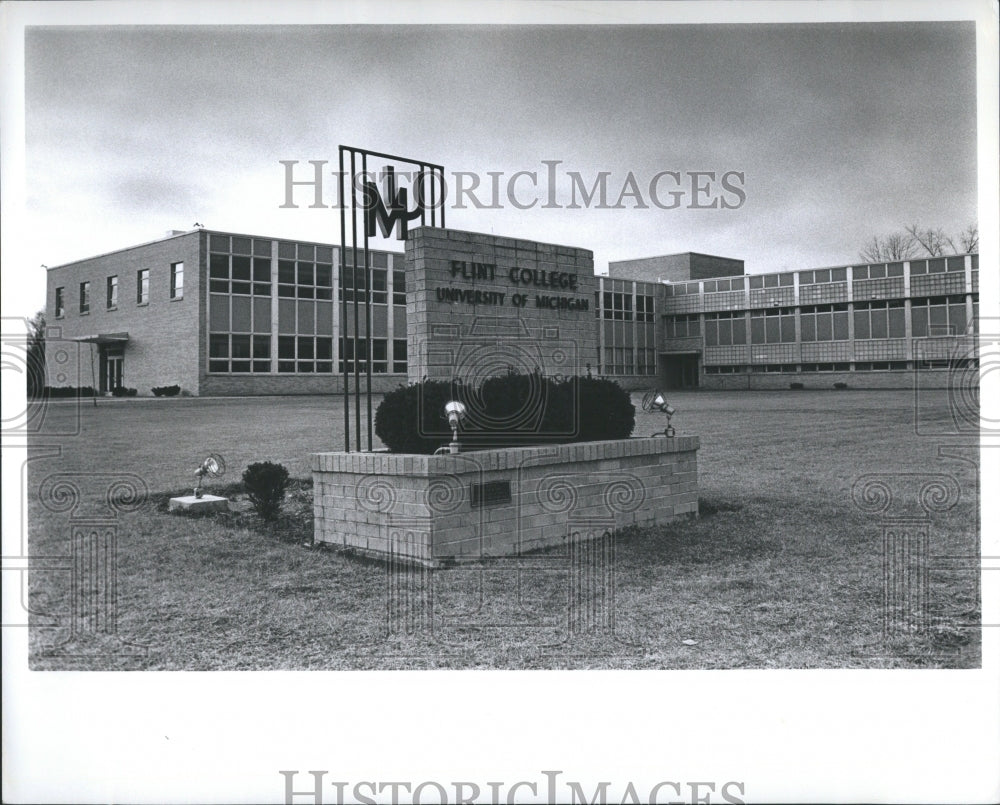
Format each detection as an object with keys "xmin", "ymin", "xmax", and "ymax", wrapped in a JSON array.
[
  {"xmin": 406, "ymin": 228, "xmax": 598, "ymax": 385},
  {"xmin": 45, "ymin": 231, "xmax": 203, "ymax": 395},
  {"xmin": 699, "ymin": 369, "xmax": 959, "ymax": 390},
  {"xmin": 608, "ymin": 252, "xmax": 744, "ymax": 283},
  {"xmin": 313, "ymin": 435, "xmax": 699, "ymax": 566},
  {"xmin": 200, "ymin": 373, "xmax": 407, "ymax": 395}
]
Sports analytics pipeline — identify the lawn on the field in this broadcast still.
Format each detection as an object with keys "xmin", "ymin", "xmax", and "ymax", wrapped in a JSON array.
[{"xmin": 25, "ymin": 388, "xmax": 980, "ymax": 669}]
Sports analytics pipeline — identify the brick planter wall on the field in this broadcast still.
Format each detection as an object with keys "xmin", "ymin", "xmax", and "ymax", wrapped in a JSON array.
[{"xmin": 312, "ymin": 435, "xmax": 699, "ymax": 566}]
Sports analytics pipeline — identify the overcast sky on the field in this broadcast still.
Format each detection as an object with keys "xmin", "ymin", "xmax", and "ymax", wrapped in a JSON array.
[{"xmin": 21, "ymin": 21, "xmax": 976, "ymax": 311}]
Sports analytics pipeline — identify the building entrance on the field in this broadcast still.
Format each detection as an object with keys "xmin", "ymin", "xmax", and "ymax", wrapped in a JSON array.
[
  {"xmin": 100, "ymin": 346, "xmax": 124, "ymax": 393},
  {"xmin": 660, "ymin": 353, "xmax": 699, "ymax": 389}
]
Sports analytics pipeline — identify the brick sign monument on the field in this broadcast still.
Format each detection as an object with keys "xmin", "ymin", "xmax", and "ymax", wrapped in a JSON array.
[
  {"xmin": 315, "ymin": 147, "xmax": 699, "ymax": 566},
  {"xmin": 404, "ymin": 227, "xmax": 598, "ymax": 385}
]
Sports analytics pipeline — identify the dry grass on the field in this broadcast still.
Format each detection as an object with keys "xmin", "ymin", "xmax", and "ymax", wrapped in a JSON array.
[{"xmin": 26, "ymin": 388, "xmax": 980, "ymax": 669}]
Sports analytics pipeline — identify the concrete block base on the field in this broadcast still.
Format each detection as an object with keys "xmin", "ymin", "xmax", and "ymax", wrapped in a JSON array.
[
  {"xmin": 169, "ymin": 494, "xmax": 229, "ymax": 514},
  {"xmin": 312, "ymin": 435, "xmax": 699, "ymax": 566}
]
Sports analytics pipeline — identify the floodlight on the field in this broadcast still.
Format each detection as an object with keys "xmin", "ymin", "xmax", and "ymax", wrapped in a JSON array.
[
  {"xmin": 194, "ymin": 454, "xmax": 226, "ymax": 498},
  {"xmin": 443, "ymin": 400, "xmax": 468, "ymax": 454},
  {"xmin": 641, "ymin": 389, "xmax": 676, "ymax": 438},
  {"xmin": 445, "ymin": 400, "xmax": 467, "ymax": 429}
]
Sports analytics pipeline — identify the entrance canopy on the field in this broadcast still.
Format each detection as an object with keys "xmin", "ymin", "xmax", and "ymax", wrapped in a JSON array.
[{"xmin": 70, "ymin": 332, "xmax": 129, "ymax": 345}]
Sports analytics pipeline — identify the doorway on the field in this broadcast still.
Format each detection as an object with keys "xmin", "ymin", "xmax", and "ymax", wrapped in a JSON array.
[
  {"xmin": 659, "ymin": 353, "xmax": 700, "ymax": 389},
  {"xmin": 99, "ymin": 346, "xmax": 124, "ymax": 393}
]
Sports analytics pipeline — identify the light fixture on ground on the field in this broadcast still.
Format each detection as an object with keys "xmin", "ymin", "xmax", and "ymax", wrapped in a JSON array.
[
  {"xmin": 441, "ymin": 400, "xmax": 467, "ymax": 454},
  {"xmin": 641, "ymin": 389, "xmax": 676, "ymax": 437},
  {"xmin": 169, "ymin": 454, "xmax": 229, "ymax": 513},
  {"xmin": 194, "ymin": 454, "xmax": 225, "ymax": 498}
]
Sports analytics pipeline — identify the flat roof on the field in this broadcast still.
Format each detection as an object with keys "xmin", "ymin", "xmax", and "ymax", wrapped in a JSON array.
[
  {"xmin": 608, "ymin": 251, "xmax": 744, "ymax": 264},
  {"xmin": 47, "ymin": 227, "xmax": 405, "ymax": 271}
]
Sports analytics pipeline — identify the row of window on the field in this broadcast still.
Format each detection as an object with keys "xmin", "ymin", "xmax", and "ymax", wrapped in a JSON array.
[
  {"xmin": 663, "ymin": 257, "xmax": 974, "ymax": 298},
  {"xmin": 208, "ymin": 252, "xmax": 408, "ymax": 306},
  {"xmin": 672, "ymin": 296, "xmax": 976, "ymax": 346},
  {"xmin": 599, "ymin": 347, "xmax": 657, "ymax": 376},
  {"xmin": 598, "ymin": 292, "xmax": 655, "ymax": 321},
  {"xmin": 701, "ymin": 277, "xmax": 746, "ymax": 293},
  {"xmin": 207, "ymin": 335, "xmax": 407, "ymax": 374},
  {"xmin": 210, "ymin": 236, "xmax": 401, "ymax": 272},
  {"xmin": 55, "ymin": 264, "xmax": 182, "ymax": 317},
  {"xmin": 705, "ymin": 359, "xmax": 977, "ymax": 374}
]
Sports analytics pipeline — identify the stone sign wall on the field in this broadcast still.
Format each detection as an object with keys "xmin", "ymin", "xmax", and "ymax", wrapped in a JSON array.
[
  {"xmin": 405, "ymin": 227, "xmax": 599, "ymax": 385},
  {"xmin": 313, "ymin": 436, "xmax": 699, "ymax": 566}
]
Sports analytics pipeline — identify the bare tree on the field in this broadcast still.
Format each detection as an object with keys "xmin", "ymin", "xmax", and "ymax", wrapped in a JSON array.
[
  {"xmin": 905, "ymin": 224, "xmax": 956, "ymax": 257},
  {"xmin": 859, "ymin": 231, "xmax": 917, "ymax": 263},
  {"xmin": 861, "ymin": 222, "xmax": 978, "ymax": 263},
  {"xmin": 956, "ymin": 223, "xmax": 978, "ymax": 253}
]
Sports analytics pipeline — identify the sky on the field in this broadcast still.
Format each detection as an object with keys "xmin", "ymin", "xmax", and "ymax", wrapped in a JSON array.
[{"xmin": 14, "ymin": 20, "xmax": 979, "ymax": 314}]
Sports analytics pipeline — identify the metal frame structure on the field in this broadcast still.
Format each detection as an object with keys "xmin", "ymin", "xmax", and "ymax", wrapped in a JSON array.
[{"xmin": 338, "ymin": 146, "xmax": 445, "ymax": 452}]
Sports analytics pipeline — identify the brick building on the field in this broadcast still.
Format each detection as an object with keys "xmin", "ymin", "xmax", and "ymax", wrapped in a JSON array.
[
  {"xmin": 45, "ymin": 228, "xmax": 407, "ymax": 395},
  {"xmin": 44, "ymin": 227, "xmax": 979, "ymax": 395}
]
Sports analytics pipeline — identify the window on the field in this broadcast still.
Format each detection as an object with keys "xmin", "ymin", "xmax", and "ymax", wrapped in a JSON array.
[
  {"xmin": 137, "ymin": 269, "xmax": 149, "ymax": 304},
  {"xmin": 170, "ymin": 262, "xmax": 184, "ymax": 299},
  {"xmin": 635, "ymin": 294, "xmax": 655, "ymax": 321},
  {"xmin": 750, "ymin": 308, "xmax": 795, "ymax": 344},
  {"xmin": 215, "ymin": 253, "xmax": 272, "ymax": 296},
  {"xmin": 853, "ymin": 300, "xmax": 905, "ymax": 339},
  {"xmin": 749, "ymin": 273, "xmax": 793, "ymax": 290},
  {"xmin": 800, "ymin": 304, "xmax": 849, "ymax": 342},
  {"xmin": 106, "ymin": 276, "xmax": 118, "ymax": 309},
  {"xmin": 636, "ymin": 348, "xmax": 656, "ymax": 375},
  {"xmin": 801, "ymin": 362, "xmax": 850, "ymax": 372},
  {"xmin": 704, "ymin": 278, "xmax": 745, "ymax": 293},
  {"xmin": 337, "ymin": 248, "xmax": 389, "ymax": 304},
  {"xmin": 338, "ymin": 257, "xmax": 368, "ymax": 303},
  {"xmin": 392, "ymin": 339, "xmax": 407, "ymax": 373},
  {"xmin": 801, "ymin": 267, "xmax": 849, "ymax": 284},
  {"xmin": 211, "ymin": 237, "xmax": 275, "ymax": 296},
  {"xmin": 663, "ymin": 314, "xmax": 700, "ymax": 339},
  {"xmin": 911, "ymin": 296, "xmax": 967, "ymax": 337},
  {"xmin": 704, "ymin": 311, "xmax": 747, "ymax": 346},
  {"xmin": 55, "ymin": 287, "xmax": 65, "ymax": 318},
  {"xmin": 602, "ymin": 291, "xmax": 633, "ymax": 321},
  {"xmin": 276, "ymin": 335, "xmax": 333, "ymax": 373},
  {"xmin": 79, "ymin": 281, "xmax": 90, "ymax": 314},
  {"xmin": 392, "ymin": 270, "xmax": 407, "ymax": 306},
  {"xmin": 854, "ymin": 361, "xmax": 909, "ymax": 372},
  {"xmin": 209, "ymin": 334, "xmax": 271, "ymax": 374},
  {"xmin": 337, "ymin": 337, "xmax": 386, "ymax": 374}
]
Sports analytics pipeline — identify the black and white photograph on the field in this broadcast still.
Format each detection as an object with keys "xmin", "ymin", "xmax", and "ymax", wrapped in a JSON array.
[{"xmin": 2, "ymin": 1, "xmax": 998, "ymax": 803}]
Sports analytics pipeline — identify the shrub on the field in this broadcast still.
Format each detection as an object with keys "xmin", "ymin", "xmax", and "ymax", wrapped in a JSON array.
[
  {"xmin": 374, "ymin": 380, "xmax": 455, "ymax": 454},
  {"xmin": 43, "ymin": 386, "xmax": 96, "ymax": 398},
  {"xmin": 242, "ymin": 461, "xmax": 290, "ymax": 520},
  {"xmin": 375, "ymin": 372, "xmax": 635, "ymax": 454},
  {"xmin": 111, "ymin": 386, "xmax": 137, "ymax": 397},
  {"xmin": 833, "ymin": 381, "xmax": 848, "ymax": 390},
  {"xmin": 573, "ymin": 376, "xmax": 635, "ymax": 441},
  {"xmin": 152, "ymin": 384, "xmax": 181, "ymax": 397},
  {"xmin": 789, "ymin": 382, "xmax": 805, "ymax": 390}
]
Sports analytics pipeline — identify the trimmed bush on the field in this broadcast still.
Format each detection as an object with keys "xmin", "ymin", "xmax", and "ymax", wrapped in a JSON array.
[
  {"xmin": 242, "ymin": 461, "xmax": 290, "ymax": 520},
  {"xmin": 375, "ymin": 372, "xmax": 635, "ymax": 454},
  {"xmin": 789, "ymin": 382, "xmax": 805, "ymax": 390},
  {"xmin": 152, "ymin": 384, "xmax": 181, "ymax": 397},
  {"xmin": 112, "ymin": 386, "xmax": 138, "ymax": 397},
  {"xmin": 833, "ymin": 382, "xmax": 849, "ymax": 390},
  {"xmin": 43, "ymin": 386, "xmax": 96, "ymax": 398},
  {"xmin": 373, "ymin": 380, "xmax": 455, "ymax": 455}
]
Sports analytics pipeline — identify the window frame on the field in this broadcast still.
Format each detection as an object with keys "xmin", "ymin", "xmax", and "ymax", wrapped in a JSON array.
[{"xmin": 136, "ymin": 269, "xmax": 150, "ymax": 305}]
